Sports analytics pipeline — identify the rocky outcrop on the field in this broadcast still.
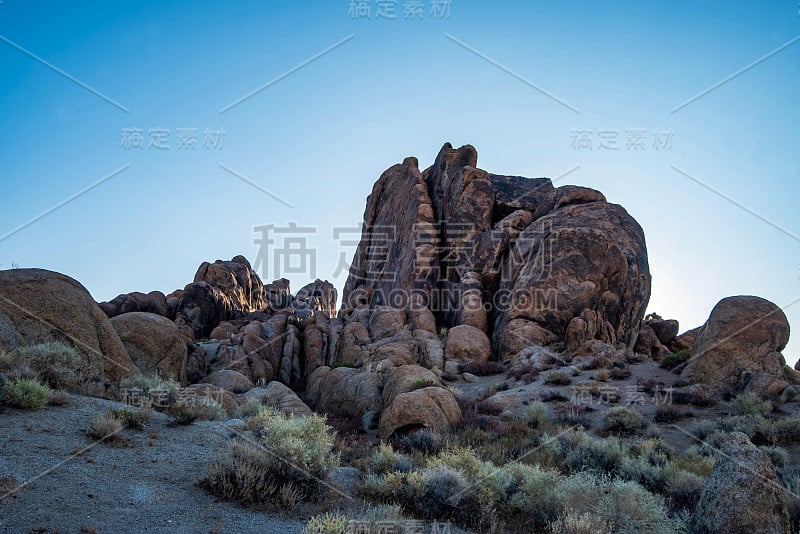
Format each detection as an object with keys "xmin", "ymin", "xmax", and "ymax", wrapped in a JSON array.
[
  {"xmin": 99, "ymin": 291, "xmax": 169, "ymax": 319},
  {"xmin": 109, "ymin": 312, "xmax": 188, "ymax": 384},
  {"xmin": 0, "ymin": 269, "xmax": 136, "ymax": 384},
  {"xmin": 682, "ymin": 296, "xmax": 790, "ymax": 397},
  {"xmin": 379, "ymin": 386, "xmax": 462, "ymax": 440},
  {"xmin": 339, "ymin": 143, "xmax": 651, "ymax": 366},
  {"xmin": 175, "ymin": 256, "xmax": 267, "ymax": 339},
  {"xmin": 693, "ymin": 432, "xmax": 790, "ymax": 533}
]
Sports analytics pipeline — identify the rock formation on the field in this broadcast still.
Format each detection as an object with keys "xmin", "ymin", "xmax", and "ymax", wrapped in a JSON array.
[{"xmin": 682, "ymin": 295, "xmax": 791, "ymax": 397}]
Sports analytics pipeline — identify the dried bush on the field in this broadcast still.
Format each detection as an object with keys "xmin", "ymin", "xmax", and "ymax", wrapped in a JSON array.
[{"xmin": 1, "ymin": 378, "xmax": 51, "ymax": 410}]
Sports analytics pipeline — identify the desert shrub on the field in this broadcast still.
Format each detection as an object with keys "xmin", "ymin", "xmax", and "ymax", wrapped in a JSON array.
[
  {"xmin": 360, "ymin": 470, "xmax": 414, "ymax": 504},
  {"xmin": 779, "ymin": 465, "xmax": 800, "ymax": 531},
  {"xmin": 303, "ymin": 512, "xmax": 348, "ymax": 534},
  {"xmin": 671, "ymin": 449, "xmax": 716, "ymax": 478},
  {"xmin": 548, "ymin": 512, "xmax": 615, "ymax": 534},
  {"xmin": 561, "ymin": 431, "xmax": 626, "ymax": 474},
  {"xmin": 660, "ymin": 350, "xmax": 688, "ymax": 370},
  {"xmin": 499, "ymin": 462, "xmax": 562, "ymax": 530},
  {"xmin": 557, "ymin": 472, "xmax": 685, "ymax": 533},
  {"xmin": 769, "ymin": 415, "xmax": 800, "ymax": 445},
  {"xmin": 11, "ymin": 342, "xmax": 82, "ymax": 390},
  {"xmin": 111, "ymin": 406, "xmax": 153, "ymax": 430},
  {"xmin": 618, "ymin": 456, "xmax": 665, "ymax": 493},
  {"xmin": 205, "ymin": 410, "xmax": 338, "ymax": 505},
  {"xmin": 418, "ymin": 467, "xmax": 481, "ymax": 526},
  {"xmin": 88, "ymin": 413, "xmax": 124, "ymax": 441},
  {"xmin": 663, "ymin": 466, "xmax": 705, "ymax": 510},
  {"xmin": 594, "ymin": 369, "xmax": 610, "ymax": 382},
  {"xmin": 394, "ymin": 429, "xmax": 444, "ymax": 456},
  {"xmin": 672, "ymin": 388, "xmax": 716, "ymax": 407},
  {"xmin": 545, "ymin": 371, "xmax": 571, "ymax": 386},
  {"xmin": 369, "ymin": 444, "xmax": 412, "ymax": 475},
  {"xmin": 1, "ymin": 378, "xmax": 51, "ymax": 410},
  {"xmin": 654, "ymin": 404, "xmax": 687, "ymax": 423},
  {"xmin": 202, "ymin": 440, "xmax": 281, "ymax": 505},
  {"xmin": 234, "ymin": 399, "xmax": 264, "ymax": 419},
  {"xmin": 246, "ymin": 408, "xmax": 338, "ymax": 489},
  {"xmin": 759, "ymin": 446, "xmax": 791, "ymax": 467},
  {"xmin": 47, "ymin": 389, "xmax": 70, "ymax": 406},
  {"xmin": 609, "ymin": 366, "xmax": 632, "ymax": 380},
  {"xmin": 719, "ymin": 414, "xmax": 768, "ymax": 440},
  {"xmin": 119, "ymin": 374, "xmax": 179, "ymax": 409},
  {"xmin": 168, "ymin": 397, "xmax": 226, "ymax": 425},
  {"xmin": 603, "ymin": 407, "xmax": 642, "ymax": 434},
  {"xmin": 330, "ymin": 361, "xmax": 356, "ymax": 369},
  {"xmin": 460, "ymin": 361, "xmax": 505, "ymax": 376},
  {"xmin": 541, "ymin": 390, "xmax": 569, "ymax": 402},
  {"xmin": 730, "ymin": 392, "xmax": 772, "ymax": 416},
  {"xmin": 525, "ymin": 401, "xmax": 549, "ymax": 429}
]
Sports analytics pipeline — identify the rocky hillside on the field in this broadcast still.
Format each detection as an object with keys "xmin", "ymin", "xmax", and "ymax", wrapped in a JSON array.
[{"xmin": 1, "ymin": 143, "xmax": 797, "ymax": 533}]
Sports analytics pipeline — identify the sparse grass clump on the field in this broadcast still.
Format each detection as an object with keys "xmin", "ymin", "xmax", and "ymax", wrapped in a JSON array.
[
  {"xmin": 603, "ymin": 407, "xmax": 643, "ymax": 434},
  {"xmin": 2, "ymin": 342, "xmax": 84, "ymax": 391},
  {"xmin": 660, "ymin": 350, "xmax": 688, "ymax": 370},
  {"xmin": 369, "ymin": 444, "xmax": 411, "ymax": 475},
  {"xmin": 394, "ymin": 429, "xmax": 444, "ymax": 456},
  {"xmin": 88, "ymin": 413, "xmax": 124, "ymax": 441},
  {"xmin": 47, "ymin": 389, "xmax": 71, "ymax": 406},
  {"xmin": 111, "ymin": 406, "xmax": 154, "ymax": 430},
  {"xmin": 233, "ymin": 398, "xmax": 264, "ymax": 419},
  {"xmin": 769, "ymin": 415, "xmax": 800, "ymax": 446},
  {"xmin": 548, "ymin": 512, "xmax": 615, "ymax": 534},
  {"xmin": 411, "ymin": 379, "xmax": 437, "ymax": 391},
  {"xmin": 1, "ymin": 378, "xmax": 51, "ymax": 410},
  {"xmin": 730, "ymin": 392, "xmax": 772, "ymax": 416},
  {"xmin": 545, "ymin": 371, "xmax": 571, "ymax": 386},
  {"xmin": 119, "ymin": 374, "xmax": 179, "ymax": 409},
  {"xmin": 168, "ymin": 397, "xmax": 226, "ymax": 425},
  {"xmin": 303, "ymin": 512, "xmax": 348, "ymax": 534}
]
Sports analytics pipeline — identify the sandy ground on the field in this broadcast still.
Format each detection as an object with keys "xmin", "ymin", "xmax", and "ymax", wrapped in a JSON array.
[{"xmin": 0, "ymin": 396, "xmax": 307, "ymax": 534}]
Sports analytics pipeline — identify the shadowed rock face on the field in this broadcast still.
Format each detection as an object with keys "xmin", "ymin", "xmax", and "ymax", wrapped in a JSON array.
[{"xmin": 339, "ymin": 142, "xmax": 652, "ymax": 362}]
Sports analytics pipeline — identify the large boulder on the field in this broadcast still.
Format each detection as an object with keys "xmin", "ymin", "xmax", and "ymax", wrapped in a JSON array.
[
  {"xmin": 378, "ymin": 386, "xmax": 462, "ymax": 440},
  {"xmin": 693, "ymin": 432, "xmax": 790, "ymax": 534},
  {"xmin": 444, "ymin": 325, "xmax": 491, "ymax": 365},
  {"xmin": 240, "ymin": 381, "xmax": 312, "ymax": 417},
  {"xmin": 494, "ymin": 200, "xmax": 650, "ymax": 356},
  {"xmin": 0, "ymin": 269, "xmax": 136, "ymax": 384},
  {"xmin": 682, "ymin": 296, "xmax": 790, "ymax": 396},
  {"xmin": 307, "ymin": 366, "xmax": 382, "ymax": 428},
  {"xmin": 110, "ymin": 312, "xmax": 188, "ymax": 384},
  {"xmin": 201, "ymin": 369, "xmax": 254, "ymax": 394}
]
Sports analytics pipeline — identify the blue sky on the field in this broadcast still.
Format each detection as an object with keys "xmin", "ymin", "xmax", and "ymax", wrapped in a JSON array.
[{"xmin": 1, "ymin": 1, "xmax": 798, "ymax": 363}]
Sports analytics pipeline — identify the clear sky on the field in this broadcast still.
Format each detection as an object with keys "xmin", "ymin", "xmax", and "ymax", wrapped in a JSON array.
[{"xmin": 1, "ymin": 1, "xmax": 798, "ymax": 364}]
